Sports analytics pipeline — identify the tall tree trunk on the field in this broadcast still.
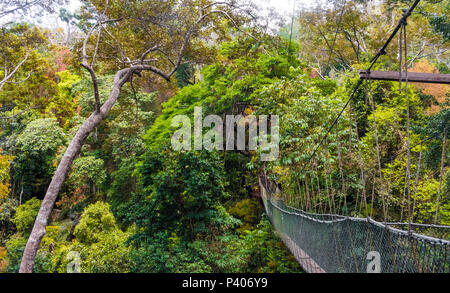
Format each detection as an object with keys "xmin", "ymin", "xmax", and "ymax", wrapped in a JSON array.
[
  {"xmin": 19, "ymin": 69, "xmax": 130, "ymax": 273},
  {"xmin": 18, "ymin": 2, "xmax": 243, "ymax": 272}
]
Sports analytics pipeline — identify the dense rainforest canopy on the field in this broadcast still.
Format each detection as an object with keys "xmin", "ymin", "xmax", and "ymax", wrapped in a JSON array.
[{"xmin": 0, "ymin": 0, "xmax": 448, "ymax": 273}]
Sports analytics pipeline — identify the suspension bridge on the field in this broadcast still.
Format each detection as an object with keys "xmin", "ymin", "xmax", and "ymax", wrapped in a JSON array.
[
  {"xmin": 260, "ymin": 176, "xmax": 449, "ymax": 273},
  {"xmin": 260, "ymin": 0, "xmax": 450, "ymax": 273}
]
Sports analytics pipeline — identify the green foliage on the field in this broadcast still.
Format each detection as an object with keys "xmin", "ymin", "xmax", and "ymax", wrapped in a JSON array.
[
  {"xmin": 48, "ymin": 202, "xmax": 133, "ymax": 273},
  {"xmin": 0, "ymin": 23, "xmax": 56, "ymax": 108},
  {"xmin": 16, "ymin": 118, "xmax": 65, "ymax": 157},
  {"xmin": 73, "ymin": 202, "xmax": 117, "ymax": 245},
  {"xmin": 0, "ymin": 152, "xmax": 15, "ymax": 243},
  {"xmin": 0, "ymin": 151, "xmax": 13, "ymax": 199},
  {"xmin": 0, "ymin": 197, "xmax": 17, "ymax": 243},
  {"xmin": 144, "ymin": 40, "xmax": 301, "ymax": 149},
  {"xmin": 2, "ymin": 0, "xmax": 448, "ymax": 274},
  {"xmin": 68, "ymin": 156, "xmax": 106, "ymax": 200},
  {"xmin": 135, "ymin": 150, "xmax": 230, "ymax": 241},
  {"xmin": 80, "ymin": 229, "xmax": 132, "ymax": 273},
  {"xmin": 70, "ymin": 156, "xmax": 106, "ymax": 185},
  {"xmin": 4, "ymin": 199, "xmax": 42, "ymax": 272},
  {"xmin": 12, "ymin": 198, "xmax": 41, "ymax": 235},
  {"xmin": 46, "ymin": 70, "xmax": 81, "ymax": 124},
  {"xmin": 129, "ymin": 217, "xmax": 301, "ymax": 273},
  {"xmin": 240, "ymin": 218, "xmax": 302, "ymax": 273},
  {"xmin": 4, "ymin": 234, "xmax": 27, "ymax": 273},
  {"xmin": 14, "ymin": 118, "xmax": 65, "ymax": 201},
  {"xmin": 75, "ymin": 74, "xmax": 115, "ymax": 116},
  {"xmin": 428, "ymin": 2, "xmax": 450, "ymax": 42},
  {"xmin": 175, "ymin": 63, "xmax": 194, "ymax": 88},
  {"xmin": 127, "ymin": 40, "xmax": 307, "ymax": 273},
  {"xmin": 223, "ymin": 152, "xmax": 258, "ymax": 200},
  {"xmin": 228, "ymin": 198, "xmax": 262, "ymax": 233}
]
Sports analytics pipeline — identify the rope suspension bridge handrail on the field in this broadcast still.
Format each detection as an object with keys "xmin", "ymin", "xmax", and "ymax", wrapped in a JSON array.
[
  {"xmin": 260, "ymin": 176, "xmax": 450, "ymax": 273},
  {"xmin": 261, "ymin": 176, "xmax": 450, "ymax": 244},
  {"xmin": 274, "ymin": 200, "xmax": 450, "ymax": 230}
]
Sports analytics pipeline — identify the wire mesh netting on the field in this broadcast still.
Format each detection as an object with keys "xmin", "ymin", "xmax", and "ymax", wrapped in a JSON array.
[{"xmin": 260, "ymin": 178, "xmax": 450, "ymax": 273}]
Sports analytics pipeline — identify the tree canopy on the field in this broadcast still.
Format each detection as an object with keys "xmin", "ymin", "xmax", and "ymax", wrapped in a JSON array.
[{"xmin": 0, "ymin": 0, "xmax": 448, "ymax": 274}]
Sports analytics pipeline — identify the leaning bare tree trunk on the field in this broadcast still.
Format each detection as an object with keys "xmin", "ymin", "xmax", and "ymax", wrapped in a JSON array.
[
  {"xmin": 19, "ymin": 68, "xmax": 130, "ymax": 273},
  {"xmin": 19, "ymin": 1, "xmax": 245, "ymax": 273}
]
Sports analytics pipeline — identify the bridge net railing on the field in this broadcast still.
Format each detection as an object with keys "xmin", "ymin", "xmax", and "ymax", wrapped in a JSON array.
[{"xmin": 260, "ymin": 178, "xmax": 450, "ymax": 273}]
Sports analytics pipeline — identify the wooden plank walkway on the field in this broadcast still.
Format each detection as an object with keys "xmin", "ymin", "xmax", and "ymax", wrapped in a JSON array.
[{"xmin": 277, "ymin": 232, "xmax": 326, "ymax": 273}]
